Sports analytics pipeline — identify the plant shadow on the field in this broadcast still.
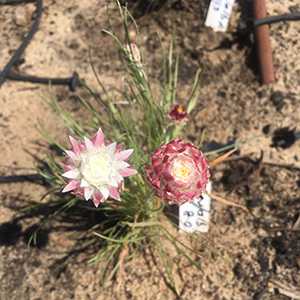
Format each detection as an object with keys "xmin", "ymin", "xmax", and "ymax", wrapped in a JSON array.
[
  {"xmin": 121, "ymin": 0, "xmax": 172, "ymax": 18},
  {"xmin": 0, "ymin": 193, "xmax": 118, "ymax": 278}
]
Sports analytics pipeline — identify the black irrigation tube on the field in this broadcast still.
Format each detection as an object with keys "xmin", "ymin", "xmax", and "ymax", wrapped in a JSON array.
[
  {"xmin": 0, "ymin": 0, "xmax": 81, "ymax": 91},
  {"xmin": 7, "ymin": 71, "xmax": 81, "ymax": 92},
  {"xmin": 0, "ymin": 0, "xmax": 43, "ymax": 86},
  {"xmin": 254, "ymin": 12, "xmax": 300, "ymax": 27},
  {"xmin": 0, "ymin": 0, "xmax": 34, "ymax": 4},
  {"xmin": 0, "ymin": 174, "xmax": 44, "ymax": 184}
]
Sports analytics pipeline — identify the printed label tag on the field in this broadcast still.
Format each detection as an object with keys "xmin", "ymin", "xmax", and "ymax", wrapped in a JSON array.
[
  {"xmin": 179, "ymin": 182, "xmax": 212, "ymax": 233},
  {"xmin": 205, "ymin": 0, "xmax": 235, "ymax": 32}
]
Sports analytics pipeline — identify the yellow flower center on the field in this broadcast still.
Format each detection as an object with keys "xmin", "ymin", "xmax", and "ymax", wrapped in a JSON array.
[
  {"xmin": 177, "ymin": 166, "xmax": 191, "ymax": 178},
  {"xmin": 171, "ymin": 159, "xmax": 193, "ymax": 182},
  {"xmin": 177, "ymin": 105, "xmax": 185, "ymax": 113}
]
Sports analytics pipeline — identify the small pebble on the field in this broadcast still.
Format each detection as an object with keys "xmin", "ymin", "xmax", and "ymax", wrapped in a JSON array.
[
  {"xmin": 270, "ymin": 91, "xmax": 285, "ymax": 111},
  {"xmin": 271, "ymin": 127, "xmax": 296, "ymax": 149},
  {"xmin": 262, "ymin": 124, "xmax": 271, "ymax": 135},
  {"xmin": 14, "ymin": 6, "xmax": 28, "ymax": 26},
  {"xmin": 257, "ymin": 228, "xmax": 268, "ymax": 237}
]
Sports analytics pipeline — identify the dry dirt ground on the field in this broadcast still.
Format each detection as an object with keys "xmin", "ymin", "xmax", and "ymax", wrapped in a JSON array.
[{"xmin": 0, "ymin": 0, "xmax": 300, "ymax": 299}]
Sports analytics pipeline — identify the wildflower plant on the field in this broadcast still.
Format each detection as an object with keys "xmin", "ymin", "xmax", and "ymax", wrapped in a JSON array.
[{"xmin": 34, "ymin": 1, "xmax": 244, "ymax": 289}]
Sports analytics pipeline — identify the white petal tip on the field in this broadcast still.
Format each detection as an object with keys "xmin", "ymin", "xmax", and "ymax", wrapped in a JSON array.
[
  {"xmin": 62, "ymin": 169, "xmax": 79, "ymax": 179},
  {"xmin": 84, "ymin": 187, "xmax": 94, "ymax": 201},
  {"xmin": 84, "ymin": 137, "xmax": 94, "ymax": 150}
]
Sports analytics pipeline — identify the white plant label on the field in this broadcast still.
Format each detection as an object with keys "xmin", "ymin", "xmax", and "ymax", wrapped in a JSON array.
[
  {"xmin": 205, "ymin": 0, "xmax": 235, "ymax": 32},
  {"xmin": 179, "ymin": 182, "xmax": 212, "ymax": 233}
]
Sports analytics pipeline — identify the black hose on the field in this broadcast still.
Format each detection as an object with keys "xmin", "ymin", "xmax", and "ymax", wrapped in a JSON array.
[
  {"xmin": 0, "ymin": 174, "xmax": 44, "ymax": 184},
  {"xmin": 0, "ymin": 0, "xmax": 43, "ymax": 86},
  {"xmin": 7, "ymin": 71, "xmax": 81, "ymax": 92},
  {"xmin": 254, "ymin": 12, "xmax": 300, "ymax": 27},
  {"xmin": 0, "ymin": 0, "xmax": 81, "ymax": 91},
  {"xmin": 0, "ymin": 0, "xmax": 35, "ymax": 4}
]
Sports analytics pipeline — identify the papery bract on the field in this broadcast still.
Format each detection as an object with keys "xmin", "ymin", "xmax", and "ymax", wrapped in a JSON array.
[
  {"xmin": 146, "ymin": 139, "xmax": 210, "ymax": 205},
  {"xmin": 62, "ymin": 128, "xmax": 137, "ymax": 207}
]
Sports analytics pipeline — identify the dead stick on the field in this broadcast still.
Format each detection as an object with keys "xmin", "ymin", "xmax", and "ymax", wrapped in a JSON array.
[
  {"xmin": 209, "ymin": 192, "xmax": 250, "ymax": 214},
  {"xmin": 253, "ymin": 0, "xmax": 275, "ymax": 84},
  {"xmin": 209, "ymin": 148, "xmax": 237, "ymax": 167}
]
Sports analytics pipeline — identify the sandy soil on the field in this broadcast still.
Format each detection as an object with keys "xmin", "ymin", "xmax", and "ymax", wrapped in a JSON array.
[{"xmin": 0, "ymin": 0, "xmax": 299, "ymax": 299}]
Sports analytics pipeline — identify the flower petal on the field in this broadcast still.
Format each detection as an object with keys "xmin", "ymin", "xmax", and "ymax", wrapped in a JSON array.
[
  {"xmin": 62, "ymin": 180, "xmax": 79, "ymax": 193},
  {"xmin": 106, "ymin": 142, "xmax": 116, "ymax": 155},
  {"xmin": 109, "ymin": 176, "xmax": 120, "ymax": 188},
  {"xmin": 84, "ymin": 187, "xmax": 94, "ymax": 200},
  {"xmin": 63, "ymin": 163, "xmax": 74, "ymax": 172},
  {"xmin": 65, "ymin": 150, "xmax": 78, "ymax": 161},
  {"xmin": 113, "ymin": 173, "xmax": 123, "ymax": 183},
  {"xmin": 92, "ymin": 192, "xmax": 103, "ymax": 207},
  {"xmin": 114, "ymin": 161, "xmax": 130, "ymax": 170},
  {"xmin": 84, "ymin": 137, "xmax": 94, "ymax": 150},
  {"xmin": 119, "ymin": 168, "xmax": 137, "ymax": 177},
  {"xmin": 69, "ymin": 136, "xmax": 81, "ymax": 155},
  {"xmin": 80, "ymin": 179, "xmax": 90, "ymax": 188},
  {"xmin": 94, "ymin": 128, "xmax": 105, "ymax": 147},
  {"xmin": 109, "ymin": 187, "xmax": 120, "ymax": 200},
  {"xmin": 62, "ymin": 168, "xmax": 80, "ymax": 179},
  {"xmin": 115, "ymin": 149, "xmax": 134, "ymax": 161},
  {"xmin": 99, "ymin": 186, "xmax": 110, "ymax": 199}
]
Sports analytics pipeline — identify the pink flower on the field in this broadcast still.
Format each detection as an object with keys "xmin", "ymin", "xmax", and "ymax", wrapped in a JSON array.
[
  {"xmin": 61, "ymin": 128, "xmax": 137, "ymax": 207},
  {"xmin": 146, "ymin": 139, "xmax": 210, "ymax": 205},
  {"xmin": 168, "ymin": 104, "xmax": 188, "ymax": 122}
]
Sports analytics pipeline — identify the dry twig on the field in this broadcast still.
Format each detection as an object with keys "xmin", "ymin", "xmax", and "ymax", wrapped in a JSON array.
[
  {"xmin": 208, "ymin": 192, "xmax": 250, "ymax": 214},
  {"xmin": 209, "ymin": 148, "xmax": 238, "ymax": 167},
  {"xmin": 269, "ymin": 279, "xmax": 300, "ymax": 299}
]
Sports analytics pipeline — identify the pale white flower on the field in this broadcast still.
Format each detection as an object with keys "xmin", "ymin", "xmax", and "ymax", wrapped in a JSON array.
[{"xmin": 62, "ymin": 128, "xmax": 137, "ymax": 207}]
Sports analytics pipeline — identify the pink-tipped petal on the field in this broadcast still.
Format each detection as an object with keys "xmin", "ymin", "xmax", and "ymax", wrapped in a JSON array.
[
  {"xmin": 119, "ymin": 168, "xmax": 137, "ymax": 177},
  {"xmin": 69, "ymin": 136, "xmax": 81, "ymax": 155},
  {"xmin": 92, "ymin": 192, "xmax": 103, "ymax": 207},
  {"xmin": 80, "ymin": 179, "xmax": 90, "ymax": 188},
  {"xmin": 63, "ymin": 163, "xmax": 74, "ymax": 172},
  {"xmin": 84, "ymin": 187, "xmax": 94, "ymax": 200},
  {"xmin": 115, "ymin": 161, "xmax": 130, "ymax": 170},
  {"xmin": 99, "ymin": 186, "xmax": 110, "ymax": 199},
  {"xmin": 84, "ymin": 137, "xmax": 94, "ymax": 150},
  {"xmin": 109, "ymin": 187, "xmax": 120, "ymax": 200},
  {"xmin": 107, "ymin": 142, "xmax": 116, "ymax": 155},
  {"xmin": 109, "ymin": 177, "xmax": 119, "ymax": 188},
  {"xmin": 62, "ymin": 180, "xmax": 79, "ymax": 193},
  {"xmin": 62, "ymin": 169, "xmax": 79, "ymax": 179},
  {"xmin": 65, "ymin": 150, "xmax": 78, "ymax": 161},
  {"xmin": 94, "ymin": 128, "xmax": 105, "ymax": 147},
  {"xmin": 115, "ymin": 149, "xmax": 134, "ymax": 161}
]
